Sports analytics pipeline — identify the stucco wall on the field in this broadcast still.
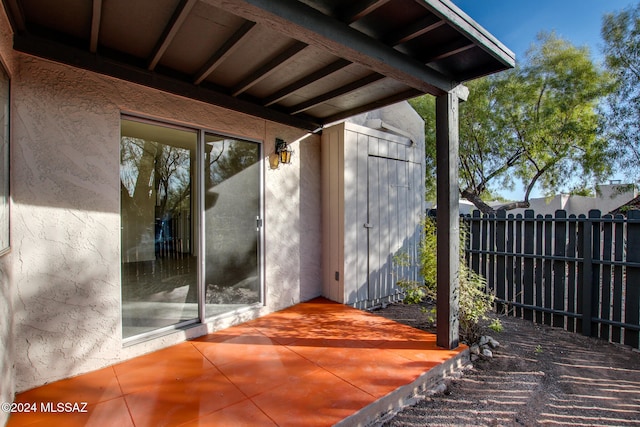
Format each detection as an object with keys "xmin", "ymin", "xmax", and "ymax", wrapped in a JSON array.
[
  {"xmin": 8, "ymin": 52, "xmax": 322, "ymax": 392},
  {"xmin": 0, "ymin": 9, "xmax": 17, "ymax": 426}
]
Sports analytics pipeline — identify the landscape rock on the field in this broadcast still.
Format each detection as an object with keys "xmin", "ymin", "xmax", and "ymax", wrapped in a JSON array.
[
  {"xmin": 479, "ymin": 336, "xmax": 490, "ymax": 346},
  {"xmin": 481, "ymin": 348, "xmax": 493, "ymax": 358},
  {"xmin": 470, "ymin": 344, "xmax": 480, "ymax": 355}
]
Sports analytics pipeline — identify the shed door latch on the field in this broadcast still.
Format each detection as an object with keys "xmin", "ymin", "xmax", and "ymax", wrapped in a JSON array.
[{"xmin": 364, "ymin": 223, "xmax": 374, "ymax": 228}]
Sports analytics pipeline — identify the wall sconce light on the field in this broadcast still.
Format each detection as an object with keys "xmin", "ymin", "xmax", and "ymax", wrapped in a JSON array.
[{"xmin": 270, "ymin": 138, "xmax": 292, "ymax": 169}]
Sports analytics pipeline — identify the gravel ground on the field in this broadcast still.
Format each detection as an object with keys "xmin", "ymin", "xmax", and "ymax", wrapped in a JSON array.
[{"xmin": 371, "ymin": 302, "xmax": 640, "ymax": 427}]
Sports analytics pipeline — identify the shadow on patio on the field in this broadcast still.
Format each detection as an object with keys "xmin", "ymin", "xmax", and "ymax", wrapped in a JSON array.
[{"xmin": 7, "ymin": 298, "xmax": 467, "ymax": 427}]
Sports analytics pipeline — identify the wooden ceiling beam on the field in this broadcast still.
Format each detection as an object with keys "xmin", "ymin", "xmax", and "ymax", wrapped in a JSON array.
[
  {"xmin": 148, "ymin": 0, "xmax": 198, "ymax": 71},
  {"xmin": 262, "ymin": 58, "xmax": 351, "ymax": 107},
  {"xmin": 2, "ymin": 0, "xmax": 26, "ymax": 32},
  {"xmin": 422, "ymin": 40, "xmax": 475, "ymax": 64},
  {"xmin": 427, "ymin": 43, "xmax": 475, "ymax": 63},
  {"xmin": 89, "ymin": 0, "xmax": 102, "ymax": 53},
  {"xmin": 193, "ymin": 20, "xmax": 256, "ymax": 85},
  {"xmin": 338, "ymin": 0, "xmax": 390, "ymax": 24},
  {"xmin": 231, "ymin": 41, "xmax": 307, "ymax": 97},
  {"xmin": 288, "ymin": 73, "xmax": 384, "ymax": 115},
  {"xmin": 320, "ymin": 88, "xmax": 423, "ymax": 125},
  {"xmin": 385, "ymin": 15, "xmax": 445, "ymax": 46}
]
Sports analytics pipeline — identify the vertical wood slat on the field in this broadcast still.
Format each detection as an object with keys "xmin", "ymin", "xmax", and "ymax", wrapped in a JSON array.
[
  {"xmin": 380, "ymin": 154, "xmax": 391, "ymax": 299},
  {"xmin": 567, "ymin": 215, "xmax": 578, "ymax": 333},
  {"xmin": 577, "ymin": 214, "xmax": 588, "ymax": 335},
  {"xmin": 515, "ymin": 214, "xmax": 523, "ymax": 318},
  {"xmin": 523, "ymin": 210, "xmax": 535, "ymax": 321},
  {"xmin": 543, "ymin": 214, "xmax": 553, "ymax": 326},
  {"xmin": 601, "ymin": 214, "xmax": 613, "ymax": 341},
  {"xmin": 387, "ymin": 157, "xmax": 397, "ymax": 300},
  {"xmin": 553, "ymin": 210, "xmax": 567, "ymax": 328},
  {"xmin": 488, "ymin": 213, "xmax": 496, "ymax": 295},
  {"xmin": 534, "ymin": 214, "xmax": 544, "ymax": 324},
  {"xmin": 355, "ymin": 133, "xmax": 369, "ymax": 302},
  {"xmin": 495, "ymin": 210, "xmax": 506, "ymax": 313},
  {"xmin": 506, "ymin": 214, "xmax": 515, "ymax": 313},
  {"xmin": 625, "ymin": 210, "xmax": 640, "ymax": 348},
  {"xmin": 612, "ymin": 214, "xmax": 624, "ymax": 343},
  {"xmin": 367, "ymin": 156, "xmax": 381, "ymax": 300},
  {"xmin": 471, "ymin": 210, "xmax": 481, "ymax": 275},
  {"xmin": 583, "ymin": 210, "xmax": 600, "ymax": 337}
]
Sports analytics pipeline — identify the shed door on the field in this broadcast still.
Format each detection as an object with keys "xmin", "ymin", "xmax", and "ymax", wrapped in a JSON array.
[{"xmin": 367, "ymin": 155, "xmax": 410, "ymax": 301}]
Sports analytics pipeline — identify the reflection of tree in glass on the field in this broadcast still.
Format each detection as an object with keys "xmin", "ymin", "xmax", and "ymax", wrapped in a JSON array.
[
  {"xmin": 155, "ymin": 144, "xmax": 191, "ymax": 216},
  {"xmin": 206, "ymin": 140, "xmax": 258, "ymax": 187},
  {"xmin": 120, "ymin": 137, "xmax": 192, "ymax": 218}
]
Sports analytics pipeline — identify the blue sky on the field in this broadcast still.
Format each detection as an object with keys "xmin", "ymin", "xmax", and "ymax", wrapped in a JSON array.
[
  {"xmin": 449, "ymin": 0, "xmax": 636, "ymax": 200},
  {"xmin": 451, "ymin": 0, "xmax": 636, "ymax": 63}
]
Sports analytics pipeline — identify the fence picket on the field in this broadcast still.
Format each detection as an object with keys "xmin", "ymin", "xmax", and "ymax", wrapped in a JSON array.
[
  {"xmin": 544, "ymin": 214, "xmax": 553, "ymax": 326},
  {"xmin": 601, "ymin": 214, "xmax": 613, "ymax": 341},
  {"xmin": 495, "ymin": 210, "xmax": 506, "ymax": 313},
  {"xmin": 553, "ymin": 210, "xmax": 566, "ymax": 328},
  {"xmin": 515, "ymin": 214, "xmax": 523, "ymax": 318},
  {"xmin": 585, "ymin": 210, "xmax": 601, "ymax": 338},
  {"xmin": 567, "ymin": 215, "xmax": 578, "ymax": 333},
  {"xmin": 506, "ymin": 214, "xmax": 515, "ymax": 313},
  {"xmin": 625, "ymin": 210, "xmax": 640, "ymax": 348},
  {"xmin": 612, "ymin": 214, "xmax": 624, "ymax": 343},
  {"xmin": 488, "ymin": 213, "xmax": 496, "ymax": 295},
  {"xmin": 471, "ymin": 210, "xmax": 480, "ymax": 277},
  {"xmin": 523, "ymin": 210, "xmax": 535, "ymax": 321},
  {"xmin": 535, "ymin": 214, "xmax": 544, "ymax": 324}
]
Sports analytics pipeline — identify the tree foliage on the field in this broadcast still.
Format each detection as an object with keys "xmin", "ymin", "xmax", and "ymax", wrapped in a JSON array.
[
  {"xmin": 412, "ymin": 33, "xmax": 614, "ymax": 213},
  {"xmin": 601, "ymin": 3, "xmax": 640, "ymax": 180}
]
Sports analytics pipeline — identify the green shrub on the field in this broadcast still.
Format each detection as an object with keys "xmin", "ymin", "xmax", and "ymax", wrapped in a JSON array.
[{"xmin": 393, "ymin": 217, "xmax": 500, "ymax": 343}]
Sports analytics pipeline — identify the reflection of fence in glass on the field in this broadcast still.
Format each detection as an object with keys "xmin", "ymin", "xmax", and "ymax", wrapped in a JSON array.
[{"xmin": 464, "ymin": 209, "xmax": 640, "ymax": 350}]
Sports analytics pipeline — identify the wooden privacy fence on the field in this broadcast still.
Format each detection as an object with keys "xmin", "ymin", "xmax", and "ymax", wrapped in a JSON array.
[{"xmin": 463, "ymin": 209, "xmax": 640, "ymax": 349}]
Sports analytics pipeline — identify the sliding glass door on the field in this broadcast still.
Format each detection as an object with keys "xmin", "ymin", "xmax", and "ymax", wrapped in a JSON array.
[
  {"xmin": 120, "ymin": 118, "xmax": 262, "ymax": 340},
  {"xmin": 204, "ymin": 134, "xmax": 261, "ymax": 317},
  {"xmin": 120, "ymin": 119, "xmax": 198, "ymax": 339}
]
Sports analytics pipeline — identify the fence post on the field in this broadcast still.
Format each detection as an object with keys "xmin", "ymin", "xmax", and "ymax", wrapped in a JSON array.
[
  {"xmin": 625, "ymin": 210, "xmax": 640, "ymax": 348},
  {"xmin": 612, "ymin": 214, "xmax": 624, "ymax": 343},
  {"xmin": 580, "ymin": 211, "xmax": 596, "ymax": 337}
]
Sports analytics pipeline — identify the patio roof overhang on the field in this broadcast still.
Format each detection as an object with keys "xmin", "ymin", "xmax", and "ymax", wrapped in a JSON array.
[
  {"xmin": 1, "ymin": 0, "xmax": 515, "ymax": 351},
  {"xmin": 1, "ymin": 0, "xmax": 515, "ymax": 132}
]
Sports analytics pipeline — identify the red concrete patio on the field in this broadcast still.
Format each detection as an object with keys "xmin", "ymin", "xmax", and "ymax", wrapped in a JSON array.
[{"xmin": 6, "ymin": 298, "xmax": 467, "ymax": 427}]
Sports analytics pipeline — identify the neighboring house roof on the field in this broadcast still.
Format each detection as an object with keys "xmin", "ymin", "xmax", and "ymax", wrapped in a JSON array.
[
  {"xmin": 1, "ymin": 0, "xmax": 514, "ymax": 132},
  {"xmin": 609, "ymin": 195, "xmax": 640, "ymax": 217}
]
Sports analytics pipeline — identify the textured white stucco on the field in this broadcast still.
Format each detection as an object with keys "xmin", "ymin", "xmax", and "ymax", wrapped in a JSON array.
[
  {"xmin": 0, "ymin": 9, "xmax": 18, "ymax": 426},
  {"xmin": 7, "ymin": 51, "xmax": 322, "ymax": 392}
]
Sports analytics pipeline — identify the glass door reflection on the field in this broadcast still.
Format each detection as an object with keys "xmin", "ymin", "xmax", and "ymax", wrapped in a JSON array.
[
  {"xmin": 204, "ymin": 134, "xmax": 261, "ymax": 317},
  {"xmin": 120, "ymin": 119, "xmax": 198, "ymax": 339}
]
